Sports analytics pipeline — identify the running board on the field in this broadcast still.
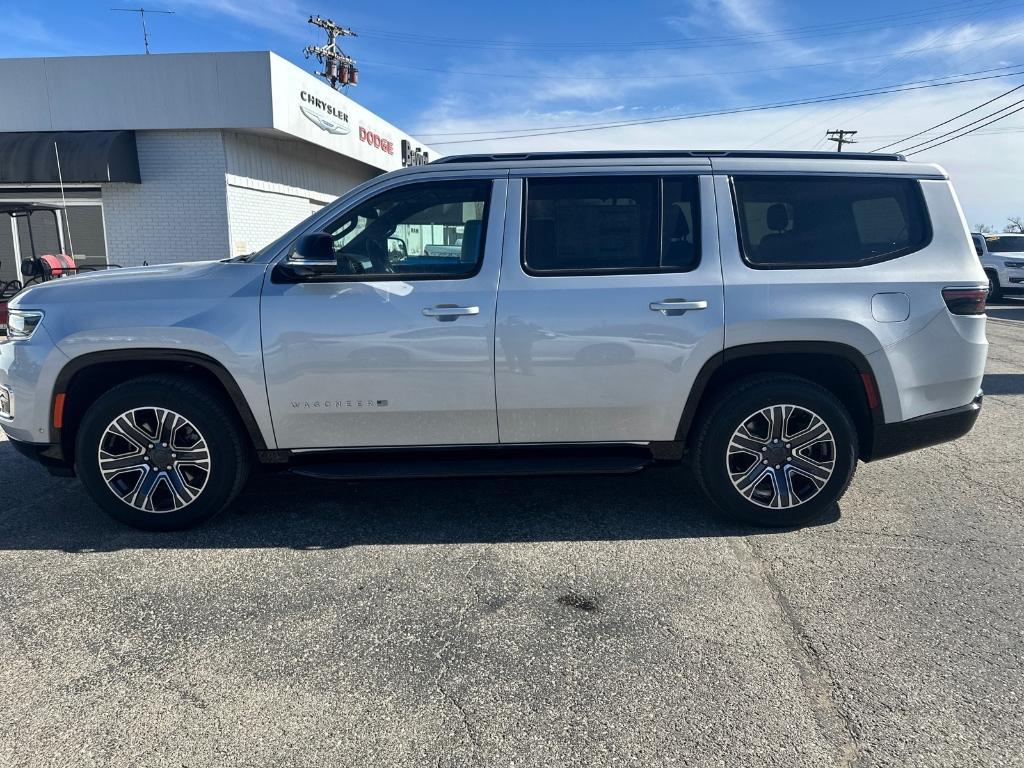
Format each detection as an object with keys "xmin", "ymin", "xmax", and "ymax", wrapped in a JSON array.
[{"xmin": 288, "ymin": 445, "xmax": 654, "ymax": 481}]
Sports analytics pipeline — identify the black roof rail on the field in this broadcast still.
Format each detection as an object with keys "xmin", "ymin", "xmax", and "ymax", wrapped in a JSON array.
[{"xmin": 431, "ymin": 150, "xmax": 906, "ymax": 164}]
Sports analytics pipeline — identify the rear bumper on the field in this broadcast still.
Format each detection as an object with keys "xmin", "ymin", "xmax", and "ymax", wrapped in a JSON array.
[
  {"xmin": 864, "ymin": 392, "xmax": 982, "ymax": 462},
  {"xmin": 4, "ymin": 434, "xmax": 74, "ymax": 476}
]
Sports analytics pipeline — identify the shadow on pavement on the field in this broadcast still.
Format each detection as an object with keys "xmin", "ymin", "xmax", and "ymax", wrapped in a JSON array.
[
  {"xmin": 987, "ymin": 297, "xmax": 1024, "ymax": 321},
  {"xmin": 0, "ymin": 441, "xmax": 838, "ymax": 551},
  {"xmin": 982, "ymin": 372, "xmax": 1024, "ymax": 396}
]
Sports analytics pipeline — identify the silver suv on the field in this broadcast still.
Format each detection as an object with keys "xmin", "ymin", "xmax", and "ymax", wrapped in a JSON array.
[{"xmin": 0, "ymin": 151, "xmax": 988, "ymax": 530}]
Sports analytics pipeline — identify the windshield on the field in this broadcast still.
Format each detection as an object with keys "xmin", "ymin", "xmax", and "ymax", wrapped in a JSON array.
[{"xmin": 984, "ymin": 234, "xmax": 1024, "ymax": 253}]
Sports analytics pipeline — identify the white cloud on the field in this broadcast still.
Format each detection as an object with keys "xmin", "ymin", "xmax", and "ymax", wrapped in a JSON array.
[
  {"xmin": 174, "ymin": 0, "xmax": 311, "ymax": 40},
  {"xmin": 420, "ymin": 82, "xmax": 1024, "ymax": 226}
]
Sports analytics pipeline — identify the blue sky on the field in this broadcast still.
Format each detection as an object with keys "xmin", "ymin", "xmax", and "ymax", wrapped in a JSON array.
[{"xmin": 3, "ymin": 0, "xmax": 1024, "ymax": 225}]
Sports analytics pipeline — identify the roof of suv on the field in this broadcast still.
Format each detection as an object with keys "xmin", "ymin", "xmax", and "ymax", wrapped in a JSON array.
[
  {"xmin": 391, "ymin": 149, "xmax": 946, "ymax": 180},
  {"xmin": 432, "ymin": 150, "xmax": 906, "ymax": 164}
]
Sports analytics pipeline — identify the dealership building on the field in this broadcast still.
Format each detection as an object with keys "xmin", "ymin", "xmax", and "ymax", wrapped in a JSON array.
[{"xmin": 0, "ymin": 51, "xmax": 433, "ymax": 285}]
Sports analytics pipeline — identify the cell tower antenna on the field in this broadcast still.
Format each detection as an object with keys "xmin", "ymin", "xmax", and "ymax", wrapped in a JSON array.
[
  {"xmin": 111, "ymin": 7, "xmax": 175, "ymax": 54},
  {"xmin": 303, "ymin": 15, "xmax": 359, "ymax": 89}
]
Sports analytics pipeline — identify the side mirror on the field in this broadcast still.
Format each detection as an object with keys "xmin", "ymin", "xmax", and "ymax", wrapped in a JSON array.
[
  {"xmin": 288, "ymin": 232, "xmax": 336, "ymax": 267},
  {"xmin": 974, "ymin": 244, "xmax": 983, "ymax": 257},
  {"xmin": 388, "ymin": 236, "xmax": 408, "ymax": 261}
]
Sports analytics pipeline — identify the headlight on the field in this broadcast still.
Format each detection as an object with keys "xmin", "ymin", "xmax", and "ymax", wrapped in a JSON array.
[
  {"xmin": 1004, "ymin": 261, "xmax": 1024, "ymax": 268},
  {"xmin": 6, "ymin": 309, "xmax": 44, "ymax": 340}
]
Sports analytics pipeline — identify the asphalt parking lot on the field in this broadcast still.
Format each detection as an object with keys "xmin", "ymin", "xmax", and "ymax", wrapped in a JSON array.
[{"xmin": 1, "ymin": 303, "xmax": 1022, "ymax": 768}]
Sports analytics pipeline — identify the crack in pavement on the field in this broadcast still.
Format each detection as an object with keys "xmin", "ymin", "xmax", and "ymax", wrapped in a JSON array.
[
  {"xmin": 730, "ymin": 537, "xmax": 866, "ymax": 768},
  {"xmin": 431, "ymin": 548, "xmax": 488, "ymax": 765}
]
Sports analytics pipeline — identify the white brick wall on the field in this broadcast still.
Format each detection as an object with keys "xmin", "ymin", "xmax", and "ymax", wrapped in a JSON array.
[
  {"xmin": 226, "ymin": 185, "xmax": 314, "ymax": 257},
  {"xmin": 224, "ymin": 131, "xmax": 378, "ymax": 256},
  {"xmin": 101, "ymin": 129, "xmax": 380, "ymax": 264},
  {"xmin": 103, "ymin": 130, "xmax": 229, "ymax": 266}
]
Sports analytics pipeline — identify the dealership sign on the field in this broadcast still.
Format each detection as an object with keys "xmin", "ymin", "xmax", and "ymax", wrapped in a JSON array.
[
  {"xmin": 299, "ymin": 91, "xmax": 350, "ymax": 135},
  {"xmin": 359, "ymin": 126, "xmax": 394, "ymax": 155}
]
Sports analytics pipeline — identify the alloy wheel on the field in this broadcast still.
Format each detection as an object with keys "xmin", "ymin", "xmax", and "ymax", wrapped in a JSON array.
[
  {"xmin": 97, "ymin": 407, "xmax": 211, "ymax": 513},
  {"xmin": 726, "ymin": 404, "xmax": 836, "ymax": 509}
]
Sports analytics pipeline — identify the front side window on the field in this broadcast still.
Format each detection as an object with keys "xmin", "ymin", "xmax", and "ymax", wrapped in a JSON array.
[
  {"xmin": 523, "ymin": 175, "xmax": 701, "ymax": 274},
  {"xmin": 299, "ymin": 179, "xmax": 491, "ymax": 278},
  {"xmin": 732, "ymin": 175, "xmax": 931, "ymax": 268}
]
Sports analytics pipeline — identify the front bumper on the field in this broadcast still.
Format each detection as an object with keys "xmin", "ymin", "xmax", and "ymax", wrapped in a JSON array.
[{"xmin": 864, "ymin": 392, "xmax": 983, "ymax": 462}]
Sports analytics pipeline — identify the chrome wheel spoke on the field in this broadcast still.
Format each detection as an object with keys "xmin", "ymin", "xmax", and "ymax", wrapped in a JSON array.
[
  {"xmin": 108, "ymin": 415, "xmax": 152, "ymax": 452},
  {"xmin": 773, "ymin": 467, "xmax": 794, "ymax": 508},
  {"xmin": 729, "ymin": 430, "xmax": 766, "ymax": 455},
  {"xmin": 726, "ymin": 403, "xmax": 836, "ymax": 510},
  {"xmin": 731, "ymin": 461, "xmax": 770, "ymax": 494},
  {"xmin": 788, "ymin": 418, "xmax": 829, "ymax": 448},
  {"xmin": 789, "ymin": 454, "xmax": 832, "ymax": 486},
  {"xmin": 99, "ymin": 452, "xmax": 147, "ymax": 474},
  {"xmin": 131, "ymin": 467, "xmax": 163, "ymax": 511},
  {"xmin": 98, "ymin": 407, "xmax": 211, "ymax": 515}
]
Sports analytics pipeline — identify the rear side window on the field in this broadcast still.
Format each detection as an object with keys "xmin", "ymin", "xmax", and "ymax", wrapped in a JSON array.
[
  {"xmin": 523, "ymin": 176, "xmax": 701, "ymax": 274},
  {"xmin": 732, "ymin": 175, "xmax": 931, "ymax": 268}
]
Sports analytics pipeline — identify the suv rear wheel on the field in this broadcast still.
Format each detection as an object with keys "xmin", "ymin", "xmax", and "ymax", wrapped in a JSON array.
[
  {"xmin": 75, "ymin": 375, "xmax": 250, "ymax": 530},
  {"xmin": 694, "ymin": 375, "xmax": 857, "ymax": 527}
]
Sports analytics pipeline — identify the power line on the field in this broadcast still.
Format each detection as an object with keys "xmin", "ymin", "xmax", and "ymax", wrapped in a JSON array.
[
  {"xmin": 906, "ymin": 102, "xmax": 1024, "ymax": 154},
  {"xmin": 761, "ymin": 0, "xmax": 1000, "ymax": 148},
  {"xmin": 874, "ymin": 81, "xmax": 1024, "ymax": 150},
  {"xmin": 421, "ymin": 65, "xmax": 1024, "ymax": 143},
  {"xmin": 895, "ymin": 95, "xmax": 1024, "ymax": 152}
]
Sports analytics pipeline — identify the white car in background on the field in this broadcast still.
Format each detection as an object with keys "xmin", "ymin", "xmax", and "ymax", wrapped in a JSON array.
[{"xmin": 972, "ymin": 232, "xmax": 1024, "ymax": 301}]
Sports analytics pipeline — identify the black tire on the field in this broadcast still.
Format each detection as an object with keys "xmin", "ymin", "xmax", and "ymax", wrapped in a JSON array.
[
  {"xmin": 986, "ymin": 270, "xmax": 1003, "ymax": 302},
  {"xmin": 693, "ymin": 375, "xmax": 857, "ymax": 528},
  {"xmin": 75, "ymin": 374, "xmax": 250, "ymax": 531}
]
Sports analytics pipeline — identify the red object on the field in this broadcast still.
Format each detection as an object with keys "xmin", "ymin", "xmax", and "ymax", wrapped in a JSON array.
[
  {"xmin": 860, "ymin": 372, "xmax": 881, "ymax": 411},
  {"xmin": 0, "ymin": 301, "xmax": 8, "ymax": 330},
  {"xmin": 941, "ymin": 287, "xmax": 987, "ymax": 316},
  {"xmin": 52, "ymin": 393, "xmax": 66, "ymax": 429},
  {"xmin": 40, "ymin": 253, "xmax": 77, "ymax": 277}
]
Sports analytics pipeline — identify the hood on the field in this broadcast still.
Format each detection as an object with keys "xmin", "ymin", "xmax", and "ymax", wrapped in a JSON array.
[{"xmin": 10, "ymin": 260, "xmax": 266, "ymax": 309}]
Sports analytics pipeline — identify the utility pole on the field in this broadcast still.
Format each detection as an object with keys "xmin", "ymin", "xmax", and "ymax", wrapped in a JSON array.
[
  {"xmin": 111, "ymin": 7, "xmax": 175, "ymax": 54},
  {"xmin": 825, "ymin": 129, "xmax": 858, "ymax": 152},
  {"xmin": 304, "ymin": 16, "xmax": 359, "ymax": 89}
]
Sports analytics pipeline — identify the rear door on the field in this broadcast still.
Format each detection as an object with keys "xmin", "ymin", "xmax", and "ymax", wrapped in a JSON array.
[
  {"xmin": 494, "ymin": 168, "xmax": 724, "ymax": 443},
  {"xmin": 261, "ymin": 174, "xmax": 507, "ymax": 449}
]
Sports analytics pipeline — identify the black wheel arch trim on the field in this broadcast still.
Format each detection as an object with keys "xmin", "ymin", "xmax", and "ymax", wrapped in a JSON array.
[
  {"xmin": 675, "ymin": 340, "xmax": 884, "ymax": 443},
  {"xmin": 50, "ymin": 349, "xmax": 268, "ymax": 452}
]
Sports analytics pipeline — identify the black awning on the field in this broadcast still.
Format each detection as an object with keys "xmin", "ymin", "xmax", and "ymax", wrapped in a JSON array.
[{"xmin": 0, "ymin": 130, "xmax": 141, "ymax": 184}]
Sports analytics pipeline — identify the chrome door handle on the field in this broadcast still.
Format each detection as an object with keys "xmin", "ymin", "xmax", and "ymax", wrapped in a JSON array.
[
  {"xmin": 649, "ymin": 299, "xmax": 708, "ymax": 315},
  {"xmin": 422, "ymin": 304, "xmax": 480, "ymax": 321}
]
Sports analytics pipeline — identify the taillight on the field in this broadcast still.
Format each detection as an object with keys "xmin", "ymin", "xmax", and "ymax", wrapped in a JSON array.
[{"xmin": 942, "ymin": 287, "xmax": 987, "ymax": 315}]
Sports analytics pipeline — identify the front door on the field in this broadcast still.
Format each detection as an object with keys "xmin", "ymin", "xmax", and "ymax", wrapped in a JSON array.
[
  {"xmin": 495, "ymin": 173, "xmax": 724, "ymax": 443},
  {"xmin": 261, "ymin": 176, "xmax": 506, "ymax": 449}
]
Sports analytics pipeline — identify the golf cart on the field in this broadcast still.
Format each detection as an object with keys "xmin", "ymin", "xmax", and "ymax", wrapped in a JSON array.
[{"xmin": 0, "ymin": 202, "xmax": 120, "ymax": 331}]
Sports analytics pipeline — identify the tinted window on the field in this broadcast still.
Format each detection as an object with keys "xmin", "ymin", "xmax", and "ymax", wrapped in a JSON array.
[
  {"xmin": 305, "ymin": 180, "xmax": 491, "ymax": 278},
  {"xmin": 984, "ymin": 234, "xmax": 1024, "ymax": 253},
  {"xmin": 732, "ymin": 176, "xmax": 930, "ymax": 268},
  {"xmin": 523, "ymin": 176, "xmax": 700, "ymax": 274}
]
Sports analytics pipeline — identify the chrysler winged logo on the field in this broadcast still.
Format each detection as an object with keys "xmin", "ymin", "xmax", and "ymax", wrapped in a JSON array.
[{"xmin": 300, "ymin": 90, "xmax": 351, "ymax": 135}]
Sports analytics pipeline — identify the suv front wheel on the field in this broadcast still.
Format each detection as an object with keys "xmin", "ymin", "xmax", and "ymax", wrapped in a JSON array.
[
  {"xmin": 75, "ymin": 375, "xmax": 250, "ymax": 530},
  {"xmin": 694, "ymin": 375, "xmax": 858, "ymax": 527}
]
